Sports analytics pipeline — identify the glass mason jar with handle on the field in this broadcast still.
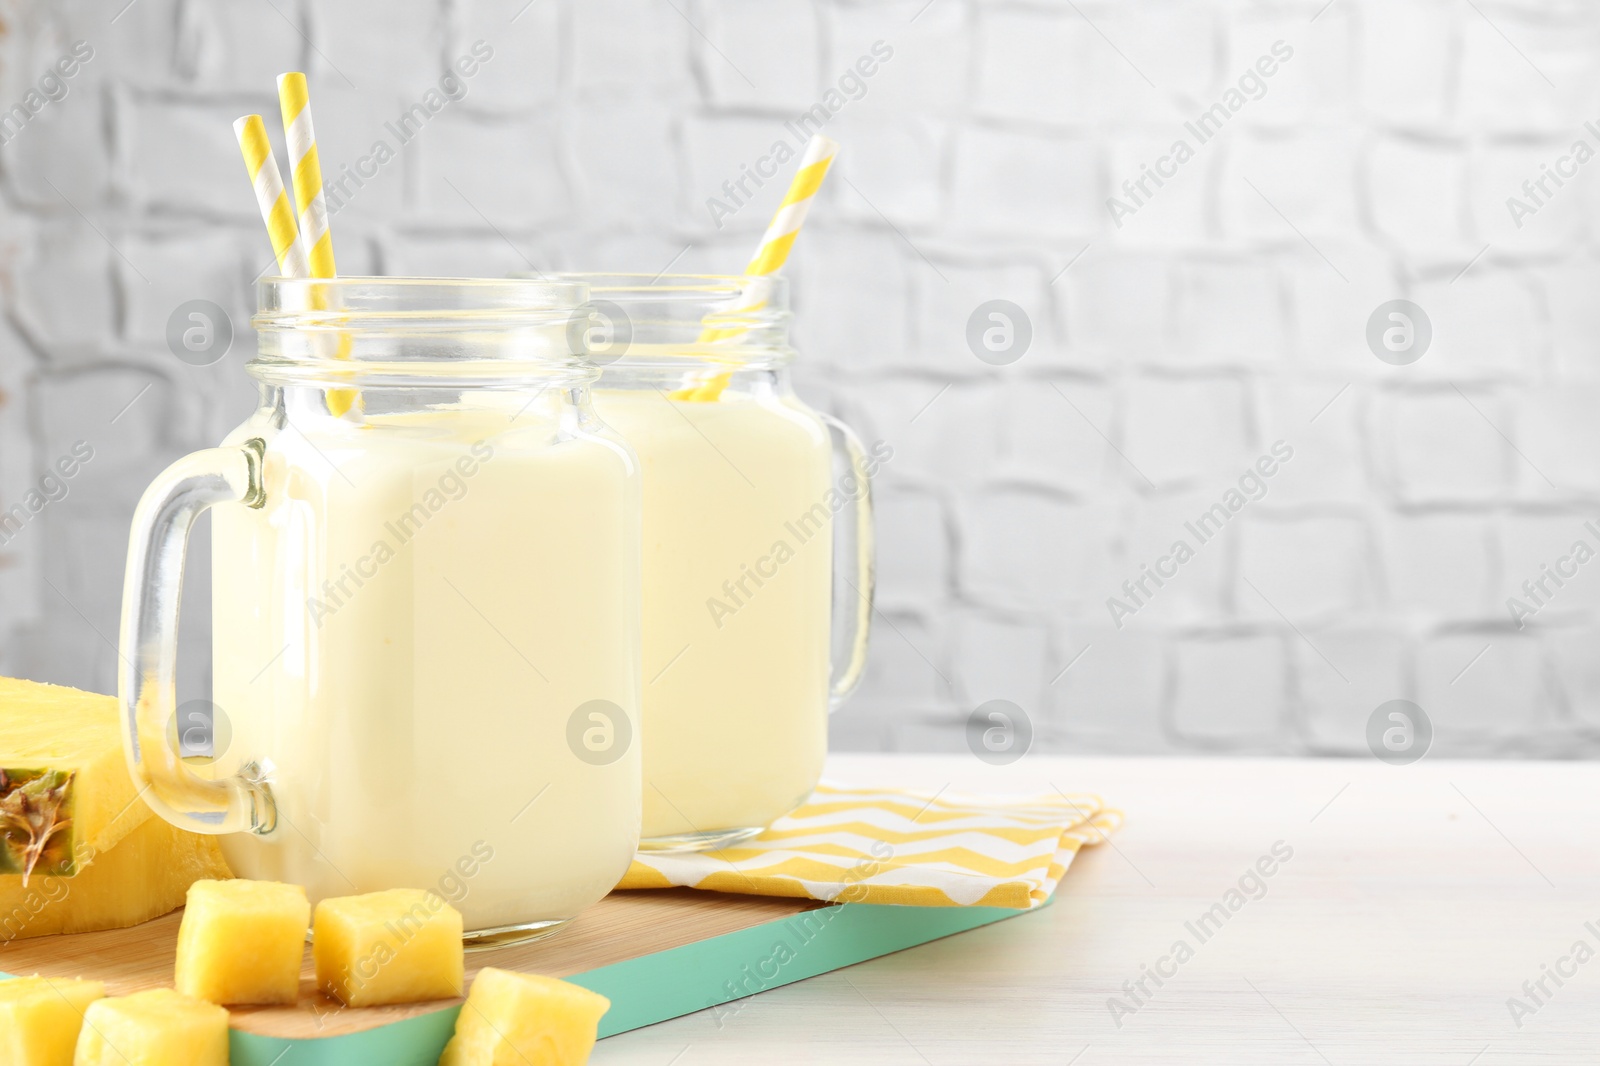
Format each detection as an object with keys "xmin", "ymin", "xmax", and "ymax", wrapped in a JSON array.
[
  {"xmin": 119, "ymin": 278, "xmax": 642, "ymax": 946},
  {"xmin": 559, "ymin": 273, "xmax": 878, "ymax": 851}
]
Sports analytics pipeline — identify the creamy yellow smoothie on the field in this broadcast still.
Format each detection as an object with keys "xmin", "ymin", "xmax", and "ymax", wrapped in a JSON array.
[
  {"xmin": 593, "ymin": 388, "xmax": 834, "ymax": 840},
  {"xmin": 210, "ymin": 398, "xmax": 640, "ymax": 931}
]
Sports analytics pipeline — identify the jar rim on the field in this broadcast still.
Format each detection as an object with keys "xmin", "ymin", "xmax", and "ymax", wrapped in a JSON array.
[
  {"xmin": 248, "ymin": 276, "xmax": 595, "ymax": 389},
  {"xmin": 541, "ymin": 272, "xmax": 793, "ymax": 371},
  {"xmin": 548, "ymin": 272, "xmax": 789, "ymax": 301},
  {"xmin": 255, "ymin": 275, "xmax": 590, "ymax": 321}
]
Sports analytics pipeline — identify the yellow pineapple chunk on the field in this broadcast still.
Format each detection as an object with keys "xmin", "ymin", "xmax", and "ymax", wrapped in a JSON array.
[
  {"xmin": 0, "ymin": 815, "xmax": 233, "ymax": 944},
  {"xmin": 0, "ymin": 677, "xmax": 154, "ymax": 881},
  {"xmin": 73, "ymin": 989, "xmax": 228, "ymax": 1066},
  {"xmin": 440, "ymin": 968, "xmax": 610, "ymax": 1066},
  {"xmin": 175, "ymin": 879, "xmax": 309, "ymax": 1005},
  {"xmin": 0, "ymin": 975, "xmax": 105, "ymax": 1066},
  {"xmin": 313, "ymin": 889, "xmax": 463, "ymax": 1007}
]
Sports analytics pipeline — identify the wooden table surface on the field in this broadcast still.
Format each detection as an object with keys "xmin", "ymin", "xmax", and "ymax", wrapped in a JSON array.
[{"xmin": 593, "ymin": 752, "xmax": 1599, "ymax": 1065}]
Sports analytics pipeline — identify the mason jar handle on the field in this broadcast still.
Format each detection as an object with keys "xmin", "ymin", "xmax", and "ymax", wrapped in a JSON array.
[
  {"xmin": 118, "ymin": 439, "xmax": 277, "ymax": 836},
  {"xmin": 822, "ymin": 414, "xmax": 876, "ymax": 711}
]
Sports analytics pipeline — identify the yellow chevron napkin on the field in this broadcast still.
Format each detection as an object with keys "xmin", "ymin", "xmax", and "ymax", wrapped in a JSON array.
[{"xmin": 618, "ymin": 781, "xmax": 1122, "ymax": 909}]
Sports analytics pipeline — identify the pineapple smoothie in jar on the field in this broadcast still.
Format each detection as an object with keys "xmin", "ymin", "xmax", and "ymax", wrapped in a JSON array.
[
  {"xmin": 564, "ymin": 274, "xmax": 879, "ymax": 851},
  {"xmin": 119, "ymin": 278, "xmax": 641, "ymax": 945}
]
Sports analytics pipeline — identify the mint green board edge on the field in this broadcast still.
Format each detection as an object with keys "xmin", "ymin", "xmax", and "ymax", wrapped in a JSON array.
[{"xmin": 5, "ymin": 899, "xmax": 1038, "ymax": 1065}]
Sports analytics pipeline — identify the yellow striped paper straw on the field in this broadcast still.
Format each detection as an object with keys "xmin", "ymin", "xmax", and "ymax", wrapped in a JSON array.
[
  {"xmin": 277, "ymin": 72, "xmax": 336, "ymax": 277},
  {"xmin": 234, "ymin": 114, "xmax": 308, "ymax": 278},
  {"xmin": 672, "ymin": 135, "xmax": 839, "ymax": 402},
  {"xmin": 744, "ymin": 134, "xmax": 838, "ymax": 277},
  {"xmin": 276, "ymin": 73, "xmax": 356, "ymax": 416}
]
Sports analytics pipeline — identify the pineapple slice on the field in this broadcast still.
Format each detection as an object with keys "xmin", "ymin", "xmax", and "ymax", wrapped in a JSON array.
[
  {"xmin": 313, "ymin": 889, "xmax": 464, "ymax": 1007},
  {"xmin": 73, "ymin": 989, "xmax": 228, "ymax": 1066},
  {"xmin": 0, "ymin": 677, "xmax": 154, "ymax": 882},
  {"xmin": 0, "ymin": 815, "xmax": 233, "ymax": 944},
  {"xmin": 439, "ymin": 968, "xmax": 610, "ymax": 1066},
  {"xmin": 0, "ymin": 975, "xmax": 105, "ymax": 1066},
  {"xmin": 176, "ymin": 879, "xmax": 310, "ymax": 1006}
]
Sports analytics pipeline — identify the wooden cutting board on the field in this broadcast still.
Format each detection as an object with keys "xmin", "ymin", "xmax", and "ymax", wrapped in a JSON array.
[{"xmin": 0, "ymin": 889, "xmax": 1034, "ymax": 1066}]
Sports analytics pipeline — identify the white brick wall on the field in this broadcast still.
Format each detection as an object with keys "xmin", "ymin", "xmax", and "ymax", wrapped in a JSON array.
[{"xmin": 3, "ymin": 0, "xmax": 1599, "ymax": 757}]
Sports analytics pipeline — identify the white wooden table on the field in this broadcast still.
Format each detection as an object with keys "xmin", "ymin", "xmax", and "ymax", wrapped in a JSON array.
[{"xmin": 594, "ymin": 753, "xmax": 1598, "ymax": 1065}]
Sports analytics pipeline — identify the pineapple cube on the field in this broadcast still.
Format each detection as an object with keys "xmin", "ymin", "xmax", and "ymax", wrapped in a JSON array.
[
  {"xmin": 176, "ymin": 879, "xmax": 310, "ymax": 1006},
  {"xmin": 0, "ymin": 815, "xmax": 233, "ymax": 944},
  {"xmin": 0, "ymin": 976, "xmax": 105, "ymax": 1066},
  {"xmin": 72, "ymin": 989, "xmax": 228, "ymax": 1066},
  {"xmin": 313, "ymin": 889, "xmax": 463, "ymax": 1007},
  {"xmin": 0, "ymin": 677, "xmax": 155, "ymax": 881},
  {"xmin": 440, "ymin": 968, "xmax": 610, "ymax": 1066}
]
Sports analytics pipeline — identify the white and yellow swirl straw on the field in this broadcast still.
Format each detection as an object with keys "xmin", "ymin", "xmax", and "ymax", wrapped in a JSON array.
[
  {"xmin": 271, "ymin": 73, "xmax": 355, "ymax": 416},
  {"xmin": 672, "ymin": 134, "xmax": 839, "ymax": 402},
  {"xmin": 277, "ymin": 72, "xmax": 336, "ymax": 278},
  {"xmin": 746, "ymin": 134, "xmax": 838, "ymax": 277},
  {"xmin": 233, "ymin": 114, "xmax": 308, "ymax": 278}
]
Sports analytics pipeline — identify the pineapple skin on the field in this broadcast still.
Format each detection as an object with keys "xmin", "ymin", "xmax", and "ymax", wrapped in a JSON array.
[
  {"xmin": 439, "ymin": 968, "xmax": 610, "ymax": 1066},
  {"xmin": 72, "ymin": 989, "xmax": 229, "ymax": 1066},
  {"xmin": 0, "ymin": 976, "xmax": 105, "ymax": 1066},
  {"xmin": 313, "ymin": 889, "xmax": 464, "ymax": 1008},
  {"xmin": 176, "ymin": 879, "xmax": 310, "ymax": 1006},
  {"xmin": 0, "ymin": 816, "xmax": 233, "ymax": 943}
]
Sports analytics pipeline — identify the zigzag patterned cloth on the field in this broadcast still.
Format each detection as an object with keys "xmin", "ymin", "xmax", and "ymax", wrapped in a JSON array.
[{"xmin": 618, "ymin": 781, "xmax": 1122, "ymax": 908}]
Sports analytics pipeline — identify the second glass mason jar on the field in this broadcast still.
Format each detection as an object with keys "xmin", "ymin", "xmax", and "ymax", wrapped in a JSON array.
[
  {"xmin": 119, "ymin": 278, "xmax": 642, "ymax": 945},
  {"xmin": 559, "ymin": 274, "xmax": 877, "ymax": 851}
]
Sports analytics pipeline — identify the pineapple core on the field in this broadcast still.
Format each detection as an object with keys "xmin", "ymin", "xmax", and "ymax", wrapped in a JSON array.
[
  {"xmin": 0, "ymin": 677, "xmax": 155, "ymax": 882},
  {"xmin": 313, "ymin": 889, "xmax": 464, "ymax": 1007},
  {"xmin": 0, "ymin": 975, "xmax": 105, "ymax": 1066},
  {"xmin": 440, "ymin": 968, "xmax": 611, "ymax": 1066},
  {"xmin": 176, "ymin": 879, "xmax": 310, "ymax": 1006},
  {"xmin": 0, "ymin": 815, "xmax": 233, "ymax": 945},
  {"xmin": 73, "ymin": 989, "xmax": 229, "ymax": 1066}
]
